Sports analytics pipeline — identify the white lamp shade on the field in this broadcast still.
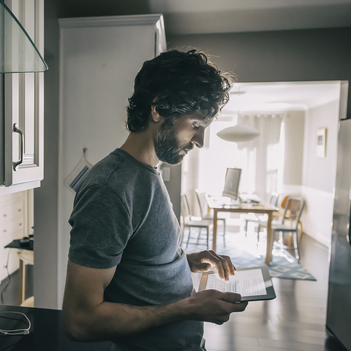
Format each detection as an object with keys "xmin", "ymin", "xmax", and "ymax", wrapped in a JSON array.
[{"xmin": 217, "ymin": 124, "xmax": 260, "ymax": 142}]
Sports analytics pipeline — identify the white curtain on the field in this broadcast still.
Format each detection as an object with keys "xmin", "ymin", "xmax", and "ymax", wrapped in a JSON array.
[
  {"xmin": 237, "ymin": 114, "xmax": 284, "ymax": 201},
  {"xmin": 181, "ymin": 147, "xmax": 200, "ymax": 216}
]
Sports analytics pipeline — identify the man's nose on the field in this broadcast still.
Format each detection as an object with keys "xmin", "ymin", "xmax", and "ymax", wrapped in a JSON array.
[{"xmin": 191, "ymin": 128, "xmax": 204, "ymax": 148}]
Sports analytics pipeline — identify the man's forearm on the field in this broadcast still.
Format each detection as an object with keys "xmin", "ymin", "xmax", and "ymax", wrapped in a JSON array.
[
  {"xmin": 63, "ymin": 298, "xmax": 191, "ymax": 341},
  {"xmin": 63, "ymin": 288, "xmax": 247, "ymax": 342}
]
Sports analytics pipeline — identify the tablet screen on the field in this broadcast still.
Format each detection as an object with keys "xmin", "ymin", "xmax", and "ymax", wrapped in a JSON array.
[{"xmin": 199, "ymin": 265, "xmax": 276, "ymax": 301}]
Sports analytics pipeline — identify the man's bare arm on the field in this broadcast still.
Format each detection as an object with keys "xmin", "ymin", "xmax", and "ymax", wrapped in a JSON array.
[{"xmin": 62, "ymin": 259, "xmax": 248, "ymax": 342}]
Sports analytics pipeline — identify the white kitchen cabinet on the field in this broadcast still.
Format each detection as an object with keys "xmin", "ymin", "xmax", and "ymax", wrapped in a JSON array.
[{"xmin": 0, "ymin": 0, "xmax": 44, "ymax": 195}]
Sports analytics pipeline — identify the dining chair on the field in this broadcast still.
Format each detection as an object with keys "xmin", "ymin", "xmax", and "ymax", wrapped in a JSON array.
[
  {"xmin": 273, "ymin": 194, "xmax": 304, "ymax": 233},
  {"xmin": 258, "ymin": 196, "xmax": 305, "ymax": 262},
  {"xmin": 195, "ymin": 189, "xmax": 226, "ymax": 246},
  {"xmin": 243, "ymin": 191, "xmax": 279, "ymax": 240},
  {"xmin": 180, "ymin": 194, "xmax": 213, "ymax": 250}
]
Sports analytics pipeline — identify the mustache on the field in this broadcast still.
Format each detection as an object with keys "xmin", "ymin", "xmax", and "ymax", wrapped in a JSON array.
[{"xmin": 183, "ymin": 144, "xmax": 194, "ymax": 152}]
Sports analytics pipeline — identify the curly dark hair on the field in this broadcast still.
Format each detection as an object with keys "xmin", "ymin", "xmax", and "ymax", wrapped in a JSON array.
[{"xmin": 126, "ymin": 49, "xmax": 234, "ymax": 132}]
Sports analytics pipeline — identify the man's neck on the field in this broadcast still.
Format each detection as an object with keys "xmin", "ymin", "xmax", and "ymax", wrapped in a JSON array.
[{"xmin": 120, "ymin": 131, "xmax": 159, "ymax": 168}]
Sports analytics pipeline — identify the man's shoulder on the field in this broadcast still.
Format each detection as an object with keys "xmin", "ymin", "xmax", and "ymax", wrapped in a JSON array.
[
  {"xmin": 78, "ymin": 148, "xmax": 159, "ymax": 193},
  {"xmin": 81, "ymin": 149, "xmax": 123, "ymax": 187}
]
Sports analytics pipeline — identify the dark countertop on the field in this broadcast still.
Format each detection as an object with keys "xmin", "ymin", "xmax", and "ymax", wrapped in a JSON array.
[
  {"xmin": 5, "ymin": 239, "xmax": 33, "ymax": 251},
  {"xmin": 0, "ymin": 305, "xmax": 112, "ymax": 351}
]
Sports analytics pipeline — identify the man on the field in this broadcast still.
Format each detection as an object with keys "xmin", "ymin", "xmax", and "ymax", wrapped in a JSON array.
[{"xmin": 62, "ymin": 49, "xmax": 248, "ymax": 351}]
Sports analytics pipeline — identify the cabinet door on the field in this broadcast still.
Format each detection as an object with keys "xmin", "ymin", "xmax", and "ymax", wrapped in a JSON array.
[{"xmin": 4, "ymin": 0, "xmax": 44, "ymax": 187}]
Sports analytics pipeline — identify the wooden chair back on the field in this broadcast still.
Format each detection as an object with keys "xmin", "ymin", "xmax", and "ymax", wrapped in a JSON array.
[{"xmin": 282, "ymin": 197, "xmax": 305, "ymax": 228}]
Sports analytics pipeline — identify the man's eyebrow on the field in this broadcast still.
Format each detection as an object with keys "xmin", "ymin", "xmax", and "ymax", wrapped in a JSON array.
[
  {"xmin": 191, "ymin": 118, "xmax": 209, "ymax": 127},
  {"xmin": 191, "ymin": 114, "xmax": 212, "ymax": 122}
]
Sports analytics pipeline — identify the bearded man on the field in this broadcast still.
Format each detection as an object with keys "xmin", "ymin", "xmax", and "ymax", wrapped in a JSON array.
[{"xmin": 62, "ymin": 49, "xmax": 248, "ymax": 351}]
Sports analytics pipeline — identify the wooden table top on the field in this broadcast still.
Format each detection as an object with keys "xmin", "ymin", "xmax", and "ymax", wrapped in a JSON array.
[{"xmin": 207, "ymin": 198, "xmax": 278, "ymax": 213}]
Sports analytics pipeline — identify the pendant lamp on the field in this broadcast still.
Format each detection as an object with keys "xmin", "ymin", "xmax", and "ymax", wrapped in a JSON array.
[
  {"xmin": 0, "ymin": 1, "xmax": 48, "ymax": 73},
  {"xmin": 217, "ymin": 124, "xmax": 260, "ymax": 142}
]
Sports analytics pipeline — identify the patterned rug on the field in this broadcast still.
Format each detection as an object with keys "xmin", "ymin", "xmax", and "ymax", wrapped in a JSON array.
[{"xmin": 183, "ymin": 230, "xmax": 316, "ymax": 281}]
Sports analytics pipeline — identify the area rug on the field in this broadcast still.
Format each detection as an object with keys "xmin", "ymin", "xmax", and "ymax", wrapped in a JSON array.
[{"xmin": 184, "ymin": 231, "xmax": 317, "ymax": 281}]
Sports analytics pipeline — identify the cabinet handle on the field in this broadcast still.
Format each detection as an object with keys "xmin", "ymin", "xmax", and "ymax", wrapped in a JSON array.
[{"xmin": 13, "ymin": 123, "xmax": 24, "ymax": 171}]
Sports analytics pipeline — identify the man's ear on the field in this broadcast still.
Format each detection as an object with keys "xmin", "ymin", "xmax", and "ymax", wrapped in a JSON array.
[{"xmin": 151, "ymin": 105, "xmax": 163, "ymax": 123}]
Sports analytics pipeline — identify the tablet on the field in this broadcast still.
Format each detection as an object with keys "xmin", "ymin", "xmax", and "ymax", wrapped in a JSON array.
[{"xmin": 199, "ymin": 265, "xmax": 276, "ymax": 302}]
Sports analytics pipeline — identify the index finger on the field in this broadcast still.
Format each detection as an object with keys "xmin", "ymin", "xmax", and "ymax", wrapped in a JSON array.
[
  {"xmin": 202, "ymin": 250, "xmax": 230, "ymax": 280},
  {"xmin": 217, "ymin": 254, "xmax": 236, "ymax": 279},
  {"xmin": 221, "ymin": 255, "xmax": 236, "ymax": 276}
]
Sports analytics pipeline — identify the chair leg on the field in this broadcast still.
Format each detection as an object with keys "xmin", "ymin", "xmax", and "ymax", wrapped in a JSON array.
[
  {"xmin": 294, "ymin": 230, "xmax": 301, "ymax": 262},
  {"xmin": 256, "ymin": 224, "xmax": 261, "ymax": 245},
  {"xmin": 196, "ymin": 228, "xmax": 202, "ymax": 244},
  {"xmin": 206, "ymin": 228, "xmax": 209, "ymax": 250},
  {"xmin": 245, "ymin": 220, "xmax": 248, "ymax": 237},
  {"xmin": 299, "ymin": 221, "xmax": 303, "ymax": 234},
  {"xmin": 222, "ymin": 219, "xmax": 226, "ymax": 247},
  {"xmin": 186, "ymin": 227, "xmax": 192, "ymax": 248}
]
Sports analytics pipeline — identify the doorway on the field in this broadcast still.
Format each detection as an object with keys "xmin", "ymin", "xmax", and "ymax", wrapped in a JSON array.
[{"xmin": 181, "ymin": 80, "xmax": 342, "ymax": 247}]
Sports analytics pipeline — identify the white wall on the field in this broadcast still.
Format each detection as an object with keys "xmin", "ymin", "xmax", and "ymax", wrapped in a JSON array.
[
  {"xmin": 302, "ymin": 101, "xmax": 339, "ymax": 193},
  {"xmin": 300, "ymin": 100, "xmax": 339, "ymax": 247},
  {"xmin": 279, "ymin": 101, "xmax": 339, "ymax": 248},
  {"xmin": 278, "ymin": 111, "xmax": 305, "ymax": 214},
  {"xmin": 281, "ymin": 111, "xmax": 305, "ymax": 187}
]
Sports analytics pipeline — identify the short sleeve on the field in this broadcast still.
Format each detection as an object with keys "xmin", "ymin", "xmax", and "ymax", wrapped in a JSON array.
[{"xmin": 68, "ymin": 185, "xmax": 132, "ymax": 269}]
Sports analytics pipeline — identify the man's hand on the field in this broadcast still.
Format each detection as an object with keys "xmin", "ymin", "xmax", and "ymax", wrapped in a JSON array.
[
  {"xmin": 186, "ymin": 250, "xmax": 235, "ymax": 280},
  {"xmin": 183, "ymin": 289, "xmax": 248, "ymax": 325}
]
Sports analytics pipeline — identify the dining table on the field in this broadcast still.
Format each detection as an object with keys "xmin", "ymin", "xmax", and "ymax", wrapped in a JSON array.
[{"xmin": 207, "ymin": 198, "xmax": 278, "ymax": 264}]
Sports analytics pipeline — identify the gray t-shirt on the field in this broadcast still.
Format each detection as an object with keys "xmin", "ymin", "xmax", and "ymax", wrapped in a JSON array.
[{"xmin": 68, "ymin": 148, "xmax": 204, "ymax": 351}]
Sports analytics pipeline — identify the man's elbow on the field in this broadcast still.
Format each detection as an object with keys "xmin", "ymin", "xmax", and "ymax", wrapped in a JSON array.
[
  {"xmin": 62, "ymin": 309, "xmax": 92, "ymax": 341},
  {"xmin": 64, "ymin": 324, "xmax": 87, "ymax": 342}
]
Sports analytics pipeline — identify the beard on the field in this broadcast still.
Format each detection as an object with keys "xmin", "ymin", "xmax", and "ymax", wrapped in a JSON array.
[{"xmin": 154, "ymin": 120, "xmax": 192, "ymax": 165}]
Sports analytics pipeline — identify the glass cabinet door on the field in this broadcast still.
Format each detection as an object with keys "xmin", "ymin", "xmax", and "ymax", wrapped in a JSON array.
[{"xmin": 4, "ymin": 0, "xmax": 44, "ymax": 187}]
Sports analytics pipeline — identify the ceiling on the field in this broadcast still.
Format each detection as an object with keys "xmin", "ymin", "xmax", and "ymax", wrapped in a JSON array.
[
  {"xmin": 65, "ymin": 1, "xmax": 348, "ymax": 113},
  {"xmin": 67, "ymin": 0, "xmax": 351, "ymax": 35},
  {"xmin": 222, "ymin": 81, "xmax": 341, "ymax": 114}
]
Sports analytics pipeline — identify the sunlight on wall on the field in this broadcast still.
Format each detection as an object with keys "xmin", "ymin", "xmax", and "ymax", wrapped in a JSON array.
[{"xmin": 198, "ymin": 118, "xmax": 241, "ymax": 196}]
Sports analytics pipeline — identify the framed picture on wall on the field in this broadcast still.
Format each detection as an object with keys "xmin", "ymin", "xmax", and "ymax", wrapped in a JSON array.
[{"xmin": 316, "ymin": 128, "xmax": 327, "ymax": 158}]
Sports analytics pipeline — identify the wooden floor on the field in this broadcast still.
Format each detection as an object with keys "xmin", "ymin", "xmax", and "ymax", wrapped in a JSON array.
[{"xmin": 203, "ymin": 233, "xmax": 347, "ymax": 351}]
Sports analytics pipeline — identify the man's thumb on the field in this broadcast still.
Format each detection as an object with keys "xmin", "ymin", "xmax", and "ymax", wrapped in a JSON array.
[{"xmin": 197, "ymin": 263, "xmax": 211, "ymax": 271}]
